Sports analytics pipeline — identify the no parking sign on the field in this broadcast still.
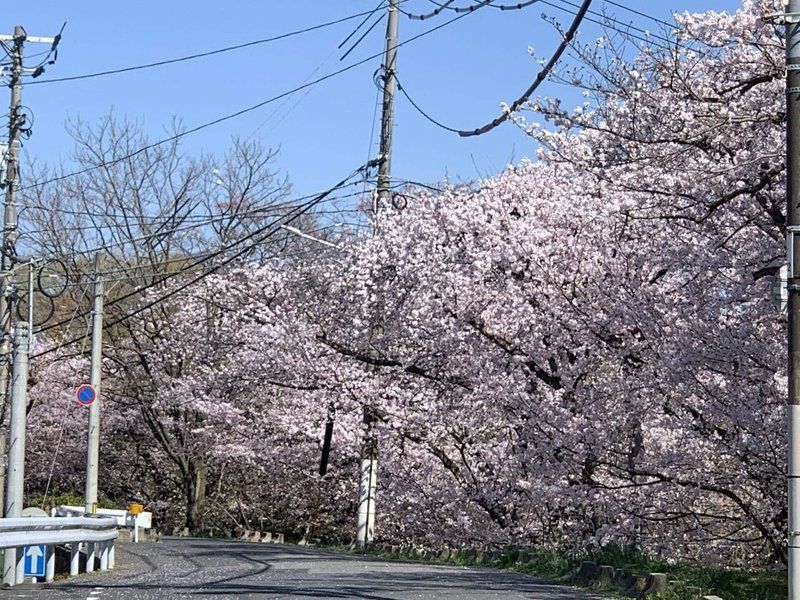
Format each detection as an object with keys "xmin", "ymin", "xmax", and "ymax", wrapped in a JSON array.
[{"xmin": 75, "ymin": 384, "xmax": 96, "ymax": 407}]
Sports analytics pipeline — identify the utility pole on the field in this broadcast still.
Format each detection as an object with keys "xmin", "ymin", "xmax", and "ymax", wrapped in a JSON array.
[
  {"xmin": 787, "ymin": 3, "xmax": 800, "ymax": 599},
  {"xmin": 0, "ymin": 26, "xmax": 59, "ymax": 519},
  {"xmin": 0, "ymin": 26, "xmax": 25, "ymax": 520},
  {"xmin": 84, "ymin": 255, "xmax": 104, "ymax": 515},
  {"xmin": 356, "ymin": 0, "xmax": 399, "ymax": 551},
  {"xmin": 3, "ymin": 323, "xmax": 29, "ymax": 587},
  {"xmin": 374, "ymin": 0, "xmax": 399, "ymax": 217}
]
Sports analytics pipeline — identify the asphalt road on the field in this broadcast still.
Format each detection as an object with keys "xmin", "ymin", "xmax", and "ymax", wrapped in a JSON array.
[{"xmin": 2, "ymin": 538, "xmax": 608, "ymax": 599}]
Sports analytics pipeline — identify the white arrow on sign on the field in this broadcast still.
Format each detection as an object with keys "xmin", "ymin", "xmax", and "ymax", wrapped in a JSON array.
[{"xmin": 26, "ymin": 545, "xmax": 42, "ymax": 559}]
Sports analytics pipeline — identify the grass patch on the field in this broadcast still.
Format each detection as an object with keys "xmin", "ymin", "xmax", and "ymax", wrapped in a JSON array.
[
  {"xmin": 335, "ymin": 541, "xmax": 787, "ymax": 600},
  {"xmin": 542, "ymin": 545, "xmax": 786, "ymax": 600}
]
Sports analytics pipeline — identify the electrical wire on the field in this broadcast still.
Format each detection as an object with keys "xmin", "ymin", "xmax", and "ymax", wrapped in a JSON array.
[
  {"xmin": 20, "ymin": 187, "xmax": 369, "ymax": 260},
  {"xmin": 38, "ymin": 285, "xmax": 92, "ymax": 510},
  {"xmin": 26, "ymin": 9, "xmax": 385, "ymax": 86},
  {"xmin": 339, "ymin": 1, "xmax": 388, "ymax": 49},
  {"xmin": 395, "ymin": 74, "xmax": 462, "ymax": 133},
  {"xmin": 395, "ymin": 0, "xmax": 601, "ymax": 137},
  {"xmin": 604, "ymin": 0, "xmax": 676, "ymax": 30},
  {"xmin": 247, "ymin": 6, "xmax": 391, "ymax": 139},
  {"xmin": 32, "ymin": 171, "xmax": 369, "ymax": 358},
  {"xmin": 246, "ymin": 2, "xmax": 399, "ymax": 140},
  {"xmin": 542, "ymin": 0, "xmax": 683, "ymax": 52},
  {"xmin": 32, "ymin": 160, "xmax": 377, "ymax": 342},
  {"xmin": 396, "ymin": 0, "xmax": 702, "ymax": 136},
  {"xmin": 23, "ymin": 9, "xmax": 474, "ymax": 193},
  {"xmin": 548, "ymin": 0, "xmax": 680, "ymax": 46},
  {"xmin": 461, "ymin": 0, "xmax": 589, "ymax": 136},
  {"xmin": 361, "ymin": 69, "xmax": 384, "ymax": 212},
  {"xmin": 403, "ymin": 0, "xmax": 542, "ymax": 19},
  {"xmin": 400, "ymin": 0, "xmax": 457, "ymax": 20},
  {"xmin": 22, "ymin": 193, "xmax": 330, "ymax": 227},
  {"xmin": 449, "ymin": 1, "xmax": 496, "ymax": 14},
  {"xmin": 59, "ymin": 224, "xmax": 351, "ymax": 287},
  {"xmin": 341, "ymin": 13, "xmax": 386, "ymax": 61}
]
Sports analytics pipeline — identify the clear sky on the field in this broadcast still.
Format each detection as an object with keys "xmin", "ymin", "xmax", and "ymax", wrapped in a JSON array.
[{"xmin": 3, "ymin": 0, "xmax": 744, "ymax": 200}]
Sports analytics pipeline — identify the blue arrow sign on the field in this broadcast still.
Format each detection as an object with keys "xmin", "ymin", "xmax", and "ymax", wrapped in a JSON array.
[
  {"xmin": 24, "ymin": 545, "xmax": 45, "ymax": 578},
  {"xmin": 76, "ymin": 384, "xmax": 96, "ymax": 407}
]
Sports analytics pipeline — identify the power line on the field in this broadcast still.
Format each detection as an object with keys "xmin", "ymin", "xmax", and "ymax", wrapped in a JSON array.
[
  {"xmin": 25, "ymin": 182, "xmax": 368, "ymax": 272},
  {"xmin": 460, "ymin": 0, "xmax": 592, "ymax": 137},
  {"xmin": 246, "ymin": 1, "xmax": 395, "ymax": 140},
  {"xmin": 26, "ymin": 9, "xmax": 385, "ymax": 86},
  {"xmin": 341, "ymin": 13, "xmax": 386, "ymax": 62},
  {"xmin": 425, "ymin": 0, "xmax": 672, "ymax": 26},
  {"xmin": 397, "ymin": 0, "xmax": 699, "ymax": 135},
  {"xmin": 23, "ymin": 10, "xmax": 475, "ymax": 193},
  {"xmin": 38, "ymin": 285, "xmax": 92, "ymax": 511},
  {"xmin": 395, "ymin": 0, "xmax": 679, "ymax": 137},
  {"xmin": 21, "ymin": 196, "xmax": 298, "ymax": 222},
  {"xmin": 542, "ymin": 0, "xmax": 682, "ymax": 52},
  {"xmin": 31, "ymin": 162, "xmax": 373, "ymax": 359},
  {"xmin": 402, "ymin": 0, "xmax": 542, "ymax": 19},
  {"xmin": 60, "ymin": 221, "xmax": 351, "ymax": 286},
  {"xmin": 32, "ymin": 160, "xmax": 377, "ymax": 340},
  {"xmin": 401, "ymin": 0, "xmax": 456, "ymax": 20},
  {"xmin": 395, "ymin": 75, "xmax": 462, "ymax": 133},
  {"xmin": 19, "ymin": 186, "xmax": 369, "ymax": 263},
  {"xmin": 339, "ymin": 0, "xmax": 389, "ymax": 49},
  {"xmin": 397, "ymin": 0, "xmax": 636, "ymax": 137},
  {"xmin": 603, "ymin": 0, "xmax": 676, "ymax": 30}
]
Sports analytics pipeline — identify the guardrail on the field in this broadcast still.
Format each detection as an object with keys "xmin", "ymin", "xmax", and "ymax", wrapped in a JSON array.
[
  {"xmin": 0, "ymin": 515, "xmax": 118, "ymax": 586},
  {"xmin": 55, "ymin": 505, "xmax": 152, "ymax": 541}
]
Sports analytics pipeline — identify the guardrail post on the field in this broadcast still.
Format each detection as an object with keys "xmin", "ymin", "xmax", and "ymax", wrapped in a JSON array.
[
  {"xmin": 86, "ymin": 541, "xmax": 95, "ymax": 572},
  {"xmin": 45, "ymin": 545, "xmax": 55, "ymax": 582},
  {"xmin": 15, "ymin": 545, "xmax": 24, "ymax": 584},
  {"xmin": 0, "ymin": 516, "xmax": 117, "ymax": 582},
  {"xmin": 70, "ymin": 542, "xmax": 79, "ymax": 576},
  {"xmin": 3, "ymin": 547, "xmax": 16, "ymax": 586},
  {"xmin": 99, "ymin": 541, "xmax": 108, "ymax": 570}
]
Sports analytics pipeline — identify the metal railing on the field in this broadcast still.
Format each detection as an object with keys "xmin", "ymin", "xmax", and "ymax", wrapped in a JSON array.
[{"xmin": 0, "ymin": 515, "xmax": 118, "ymax": 586}]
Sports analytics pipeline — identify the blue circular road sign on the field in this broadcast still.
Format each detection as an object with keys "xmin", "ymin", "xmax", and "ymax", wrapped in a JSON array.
[{"xmin": 76, "ymin": 384, "xmax": 96, "ymax": 407}]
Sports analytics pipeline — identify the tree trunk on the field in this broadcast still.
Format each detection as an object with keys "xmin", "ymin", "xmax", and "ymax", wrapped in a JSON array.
[{"xmin": 185, "ymin": 458, "xmax": 208, "ymax": 533}]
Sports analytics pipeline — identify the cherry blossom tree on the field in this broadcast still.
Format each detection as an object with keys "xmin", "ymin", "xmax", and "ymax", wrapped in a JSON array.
[{"xmin": 19, "ymin": 0, "xmax": 790, "ymax": 567}]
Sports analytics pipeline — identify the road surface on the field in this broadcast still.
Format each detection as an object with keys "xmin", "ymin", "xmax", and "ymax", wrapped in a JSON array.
[{"xmin": 3, "ymin": 538, "xmax": 608, "ymax": 599}]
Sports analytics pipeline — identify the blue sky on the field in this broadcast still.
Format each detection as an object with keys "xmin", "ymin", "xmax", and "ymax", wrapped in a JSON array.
[{"xmin": 3, "ymin": 0, "xmax": 744, "ymax": 200}]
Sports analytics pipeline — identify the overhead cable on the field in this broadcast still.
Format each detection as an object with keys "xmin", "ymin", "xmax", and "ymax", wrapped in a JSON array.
[
  {"xmin": 27, "ymin": 9, "xmax": 385, "ymax": 86},
  {"xmin": 459, "ymin": 0, "xmax": 592, "ymax": 136},
  {"xmin": 395, "ymin": 0, "xmax": 593, "ymax": 136},
  {"xmin": 24, "ymin": 9, "xmax": 476, "ymax": 193},
  {"xmin": 402, "ymin": 0, "xmax": 542, "ymax": 19},
  {"xmin": 32, "ymin": 160, "xmax": 377, "ymax": 340},
  {"xmin": 20, "ymin": 186, "xmax": 369, "ymax": 261}
]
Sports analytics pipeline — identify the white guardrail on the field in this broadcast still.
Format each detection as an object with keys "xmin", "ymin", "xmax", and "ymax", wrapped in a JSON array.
[
  {"xmin": 55, "ymin": 505, "xmax": 152, "ymax": 532},
  {"xmin": 0, "ymin": 515, "xmax": 118, "ymax": 586}
]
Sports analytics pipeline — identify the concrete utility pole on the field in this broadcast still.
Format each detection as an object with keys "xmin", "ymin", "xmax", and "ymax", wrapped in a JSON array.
[
  {"xmin": 0, "ymin": 26, "xmax": 59, "ymax": 518},
  {"xmin": 355, "ymin": 424, "xmax": 378, "ymax": 549},
  {"xmin": 787, "ymin": 3, "xmax": 800, "ymax": 599},
  {"xmin": 374, "ymin": 0, "xmax": 399, "ymax": 218},
  {"xmin": 84, "ymin": 255, "xmax": 104, "ymax": 515},
  {"xmin": 3, "ymin": 323, "xmax": 29, "ymax": 587},
  {"xmin": 356, "ymin": 0, "xmax": 399, "ymax": 551},
  {"xmin": 0, "ymin": 26, "xmax": 26, "ymax": 519}
]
